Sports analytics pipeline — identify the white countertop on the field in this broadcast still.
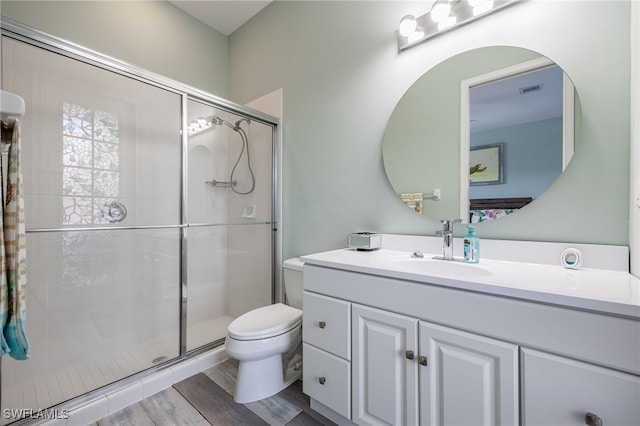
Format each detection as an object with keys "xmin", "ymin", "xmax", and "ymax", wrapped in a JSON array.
[{"xmin": 301, "ymin": 248, "xmax": 640, "ymax": 319}]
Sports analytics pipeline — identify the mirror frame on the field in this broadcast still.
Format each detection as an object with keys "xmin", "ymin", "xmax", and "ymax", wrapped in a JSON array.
[{"xmin": 459, "ymin": 56, "xmax": 576, "ymax": 222}]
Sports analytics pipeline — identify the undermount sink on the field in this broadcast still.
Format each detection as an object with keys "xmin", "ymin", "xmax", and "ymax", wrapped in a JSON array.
[{"xmin": 378, "ymin": 255, "xmax": 493, "ymax": 278}]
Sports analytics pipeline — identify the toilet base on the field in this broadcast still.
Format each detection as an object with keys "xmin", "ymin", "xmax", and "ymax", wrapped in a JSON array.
[{"xmin": 233, "ymin": 353, "xmax": 301, "ymax": 403}]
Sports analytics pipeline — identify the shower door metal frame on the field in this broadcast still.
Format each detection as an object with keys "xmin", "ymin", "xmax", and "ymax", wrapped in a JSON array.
[{"xmin": 0, "ymin": 16, "xmax": 280, "ymax": 413}]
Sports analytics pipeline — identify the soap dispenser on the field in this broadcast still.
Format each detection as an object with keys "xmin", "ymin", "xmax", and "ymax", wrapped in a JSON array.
[{"xmin": 463, "ymin": 225, "xmax": 480, "ymax": 264}]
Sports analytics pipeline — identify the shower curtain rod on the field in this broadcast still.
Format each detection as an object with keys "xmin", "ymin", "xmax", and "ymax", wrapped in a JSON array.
[{"xmin": 0, "ymin": 90, "xmax": 25, "ymax": 118}]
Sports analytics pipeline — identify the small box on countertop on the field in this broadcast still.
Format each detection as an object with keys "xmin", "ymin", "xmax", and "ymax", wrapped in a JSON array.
[{"xmin": 348, "ymin": 232, "xmax": 381, "ymax": 251}]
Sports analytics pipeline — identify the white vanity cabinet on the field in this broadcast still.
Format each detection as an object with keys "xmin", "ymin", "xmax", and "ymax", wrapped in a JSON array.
[
  {"xmin": 302, "ymin": 261, "xmax": 640, "ymax": 426},
  {"xmin": 521, "ymin": 348, "xmax": 640, "ymax": 426},
  {"xmin": 351, "ymin": 304, "xmax": 518, "ymax": 426}
]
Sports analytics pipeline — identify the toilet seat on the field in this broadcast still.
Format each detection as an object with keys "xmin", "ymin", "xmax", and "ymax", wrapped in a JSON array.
[{"xmin": 228, "ymin": 303, "xmax": 302, "ymax": 341}]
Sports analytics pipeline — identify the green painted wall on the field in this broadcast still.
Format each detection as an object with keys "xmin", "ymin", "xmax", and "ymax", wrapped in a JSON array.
[
  {"xmin": 229, "ymin": 1, "xmax": 631, "ymax": 259},
  {"xmin": 1, "ymin": 1, "xmax": 633, "ymax": 263},
  {"xmin": 1, "ymin": 0, "xmax": 229, "ymax": 96}
]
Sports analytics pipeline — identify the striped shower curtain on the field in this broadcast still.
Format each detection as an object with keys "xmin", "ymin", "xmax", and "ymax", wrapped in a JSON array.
[{"xmin": 1, "ymin": 119, "xmax": 29, "ymax": 360}]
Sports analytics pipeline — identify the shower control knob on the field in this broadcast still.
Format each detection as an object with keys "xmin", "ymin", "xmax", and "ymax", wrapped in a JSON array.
[
  {"xmin": 101, "ymin": 201, "xmax": 127, "ymax": 223},
  {"xmin": 318, "ymin": 321, "xmax": 326, "ymax": 329},
  {"xmin": 585, "ymin": 413, "xmax": 603, "ymax": 426},
  {"xmin": 318, "ymin": 376, "xmax": 326, "ymax": 385}
]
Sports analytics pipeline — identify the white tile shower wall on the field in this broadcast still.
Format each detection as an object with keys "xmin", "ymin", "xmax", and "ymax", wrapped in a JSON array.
[
  {"xmin": 187, "ymin": 226, "xmax": 228, "ymax": 326},
  {"xmin": 227, "ymin": 224, "xmax": 274, "ymax": 317},
  {"xmin": 1, "ymin": 230, "xmax": 182, "ymax": 417},
  {"xmin": 225, "ymin": 120, "xmax": 275, "ymax": 317},
  {"xmin": 227, "ymin": 120, "xmax": 274, "ymax": 224},
  {"xmin": 187, "ymin": 123, "xmax": 230, "ymax": 224},
  {"xmin": 5, "ymin": 37, "xmax": 182, "ymax": 230},
  {"xmin": 185, "ymin": 103, "xmax": 232, "ymax": 351}
]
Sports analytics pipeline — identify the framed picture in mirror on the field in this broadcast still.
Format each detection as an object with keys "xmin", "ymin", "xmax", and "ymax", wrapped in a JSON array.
[{"xmin": 470, "ymin": 143, "xmax": 503, "ymax": 185}]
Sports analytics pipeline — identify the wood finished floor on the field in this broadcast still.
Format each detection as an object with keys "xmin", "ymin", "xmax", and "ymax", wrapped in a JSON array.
[{"xmin": 93, "ymin": 359, "xmax": 336, "ymax": 426}]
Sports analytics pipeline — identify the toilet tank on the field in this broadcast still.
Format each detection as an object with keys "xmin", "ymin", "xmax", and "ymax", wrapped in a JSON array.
[{"xmin": 283, "ymin": 257, "xmax": 304, "ymax": 309}]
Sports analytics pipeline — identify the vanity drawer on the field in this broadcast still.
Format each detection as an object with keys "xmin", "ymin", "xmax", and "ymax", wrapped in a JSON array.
[
  {"xmin": 521, "ymin": 348, "xmax": 640, "ymax": 426},
  {"xmin": 303, "ymin": 343, "xmax": 351, "ymax": 420},
  {"xmin": 303, "ymin": 291, "xmax": 351, "ymax": 359}
]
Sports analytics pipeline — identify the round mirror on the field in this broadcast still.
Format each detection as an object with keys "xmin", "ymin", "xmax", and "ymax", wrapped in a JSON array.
[{"xmin": 383, "ymin": 46, "xmax": 581, "ymax": 223}]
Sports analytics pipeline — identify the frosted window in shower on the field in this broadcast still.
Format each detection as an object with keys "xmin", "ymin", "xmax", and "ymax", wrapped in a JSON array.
[{"xmin": 62, "ymin": 102, "xmax": 121, "ymax": 225}]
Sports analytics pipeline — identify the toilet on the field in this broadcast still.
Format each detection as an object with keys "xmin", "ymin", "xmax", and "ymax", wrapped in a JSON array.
[{"xmin": 225, "ymin": 258, "xmax": 304, "ymax": 403}]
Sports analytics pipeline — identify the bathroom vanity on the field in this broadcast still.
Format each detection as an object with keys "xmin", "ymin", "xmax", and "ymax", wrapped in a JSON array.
[{"xmin": 300, "ymin": 236, "xmax": 640, "ymax": 426}]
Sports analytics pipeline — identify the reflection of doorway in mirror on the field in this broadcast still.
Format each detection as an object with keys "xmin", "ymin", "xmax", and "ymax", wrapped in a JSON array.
[{"xmin": 460, "ymin": 56, "xmax": 574, "ymax": 222}]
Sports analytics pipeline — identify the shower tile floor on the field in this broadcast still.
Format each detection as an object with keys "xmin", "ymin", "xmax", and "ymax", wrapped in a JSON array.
[
  {"xmin": 93, "ymin": 358, "xmax": 336, "ymax": 426},
  {"xmin": 1, "ymin": 316, "xmax": 233, "ymax": 423}
]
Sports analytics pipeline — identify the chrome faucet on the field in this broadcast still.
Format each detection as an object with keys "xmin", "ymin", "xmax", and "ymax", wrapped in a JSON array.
[{"xmin": 436, "ymin": 219, "xmax": 462, "ymax": 261}]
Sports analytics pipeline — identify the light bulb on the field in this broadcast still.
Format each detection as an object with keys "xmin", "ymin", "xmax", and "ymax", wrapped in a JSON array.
[
  {"xmin": 407, "ymin": 26, "xmax": 425, "ymax": 44},
  {"xmin": 473, "ymin": 0, "xmax": 494, "ymax": 15},
  {"xmin": 437, "ymin": 15, "xmax": 457, "ymax": 31},
  {"xmin": 398, "ymin": 15, "xmax": 417, "ymax": 37},
  {"xmin": 430, "ymin": 0, "xmax": 451, "ymax": 23}
]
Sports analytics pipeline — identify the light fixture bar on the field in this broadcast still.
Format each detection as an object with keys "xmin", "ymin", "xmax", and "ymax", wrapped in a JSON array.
[{"xmin": 398, "ymin": 0, "xmax": 518, "ymax": 51}]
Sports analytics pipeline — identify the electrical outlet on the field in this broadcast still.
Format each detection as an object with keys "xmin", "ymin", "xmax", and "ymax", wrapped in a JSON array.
[{"xmin": 433, "ymin": 188, "xmax": 441, "ymax": 201}]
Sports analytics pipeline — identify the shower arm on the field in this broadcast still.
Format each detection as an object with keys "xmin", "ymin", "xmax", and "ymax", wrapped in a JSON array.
[{"xmin": 212, "ymin": 116, "xmax": 251, "ymax": 131}]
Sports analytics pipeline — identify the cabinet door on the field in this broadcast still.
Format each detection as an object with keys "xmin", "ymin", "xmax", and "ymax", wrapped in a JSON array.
[
  {"xmin": 522, "ymin": 348, "xmax": 640, "ymax": 426},
  {"xmin": 419, "ymin": 322, "xmax": 519, "ymax": 426},
  {"xmin": 352, "ymin": 304, "xmax": 419, "ymax": 426}
]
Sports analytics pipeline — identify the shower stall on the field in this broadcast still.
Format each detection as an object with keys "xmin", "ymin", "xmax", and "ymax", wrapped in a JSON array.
[{"xmin": 0, "ymin": 19, "xmax": 278, "ymax": 422}]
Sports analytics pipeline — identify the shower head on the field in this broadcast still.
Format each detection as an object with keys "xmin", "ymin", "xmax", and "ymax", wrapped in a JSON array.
[
  {"xmin": 212, "ymin": 116, "xmax": 251, "ymax": 132},
  {"xmin": 212, "ymin": 116, "xmax": 236, "ymax": 130}
]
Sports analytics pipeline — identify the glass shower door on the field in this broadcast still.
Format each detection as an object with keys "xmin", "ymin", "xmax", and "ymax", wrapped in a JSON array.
[
  {"xmin": 185, "ymin": 100, "xmax": 274, "ymax": 351},
  {"xmin": 1, "ymin": 37, "xmax": 182, "ymax": 418}
]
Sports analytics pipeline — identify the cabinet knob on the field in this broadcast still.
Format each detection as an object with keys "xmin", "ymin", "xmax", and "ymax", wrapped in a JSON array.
[
  {"xmin": 318, "ymin": 376, "xmax": 326, "ymax": 385},
  {"xmin": 418, "ymin": 356, "xmax": 428, "ymax": 366},
  {"xmin": 585, "ymin": 413, "xmax": 603, "ymax": 426},
  {"xmin": 318, "ymin": 321, "xmax": 326, "ymax": 329},
  {"xmin": 405, "ymin": 350, "xmax": 415, "ymax": 360}
]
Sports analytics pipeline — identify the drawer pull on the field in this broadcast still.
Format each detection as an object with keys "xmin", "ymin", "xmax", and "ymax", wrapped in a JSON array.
[
  {"xmin": 318, "ymin": 321, "xmax": 326, "ymax": 329},
  {"xmin": 585, "ymin": 413, "xmax": 603, "ymax": 426},
  {"xmin": 418, "ymin": 356, "xmax": 428, "ymax": 366},
  {"xmin": 318, "ymin": 376, "xmax": 326, "ymax": 385},
  {"xmin": 405, "ymin": 350, "xmax": 415, "ymax": 360}
]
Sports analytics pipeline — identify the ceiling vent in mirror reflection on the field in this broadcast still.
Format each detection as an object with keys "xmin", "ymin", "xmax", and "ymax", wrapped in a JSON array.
[
  {"xmin": 382, "ymin": 46, "xmax": 581, "ymax": 225},
  {"xmin": 519, "ymin": 84, "xmax": 542, "ymax": 95}
]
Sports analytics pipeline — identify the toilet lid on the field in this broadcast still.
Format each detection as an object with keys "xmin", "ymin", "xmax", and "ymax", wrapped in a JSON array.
[{"xmin": 228, "ymin": 303, "xmax": 302, "ymax": 341}]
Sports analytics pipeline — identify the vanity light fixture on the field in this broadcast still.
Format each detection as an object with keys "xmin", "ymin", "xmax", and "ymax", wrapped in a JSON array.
[{"xmin": 398, "ymin": 0, "xmax": 518, "ymax": 51}]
